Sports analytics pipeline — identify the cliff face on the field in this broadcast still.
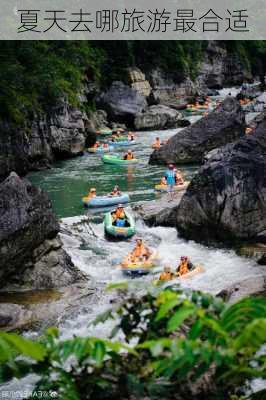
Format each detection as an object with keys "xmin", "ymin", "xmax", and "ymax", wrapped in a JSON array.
[
  {"xmin": 0, "ymin": 102, "xmax": 97, "ymax": 182},
  {"xmin": 0, "ymin": 172, "xmax": 85, "ymax": 290},
  {"xmin": 196, "ymin": 41, "xmax": 252, "ymax": 90},
  {"xmin": 175, "ymin": 117, "xmax": 266, "ymax": 244}
]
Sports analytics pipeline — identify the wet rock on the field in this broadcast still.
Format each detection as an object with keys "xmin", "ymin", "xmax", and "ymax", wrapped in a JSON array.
[
  {"xmin": 134, "ymin": 193, "xmax": 184, "ymax": 227},
  {"xmin": 150, "ymin": 96, "xmax": 245, "ymax": 165},
  {"xmin": 216, "ymin": 276, "xmax": 266, "ymax": 303},
  {"xmin": 134, "ymin": 105, "xmax": 183, "ymax": 131},
  {"xmin": 0, "ymin": 172, "xmax": 86, "ymax": 290},
  {"xmin": 175, "ymin": 117, "xmax": 266, "ymax": 245},
  {"xmin": 96, "ymin": 81, "xmax": 147, "ymax": 125},
  {"xmin": 0, "ymin": 284, "xmax": 94, "ymax": 331},
  {"xmin": 237, "ymin": 243, "xmax": 266, "ymax": 263}
]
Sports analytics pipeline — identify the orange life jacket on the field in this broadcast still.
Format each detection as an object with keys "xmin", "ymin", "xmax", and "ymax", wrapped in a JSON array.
[
  {"xmin": 125, "ymin": 153, "xmax": 134, "ymax": 160},
  {"xmin": 132, "ymin": 244, "xmax": 147, "ymax": 258},
  {"xmin": 159, "ymin": 272, "xmax": 173, "ymax": 281},
  {"xmin": 114, "ymin": 209, "xmax": 125, "ymax": 219},
  {"xmin": 177, "ymin": 261, "xmax": 189, "ymax": 276}
]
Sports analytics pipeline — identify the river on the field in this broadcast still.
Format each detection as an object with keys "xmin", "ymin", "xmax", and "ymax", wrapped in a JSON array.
[
  {"xmin": 27, "ymin": 101, "xmax": 262, "ymax": 341},
  {"xmin": 3, "ymin": 88, "xmax": 265, "ymax": 396}
]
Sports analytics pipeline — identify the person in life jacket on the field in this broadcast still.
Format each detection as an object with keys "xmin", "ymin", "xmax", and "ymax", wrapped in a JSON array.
[
  {"xmin": 130, "ymin": 238, "xmax": 152, "ymax": 262},
  {"xmin": 123, "ymin": 149, "xmax": 135, "ymax": 160},
  {"xmin": 110, "ymin": 185, "xmax": 121, "ymax": 196},
  {"xmin": 87, "ymin": 188, "xmax": 97, "ymax": 200},
  {"xmin": 160, "ymin": 177, "xmax": 167, "ymax": 186},
  {"xmin": 159, "ymin": 266, "xmax": 174, "ymax": 281},
  {"xmin": 176, "ymin": 256, "xmax": 193, "ymax": 277},
  {"xmin": 175, "ymin": 169, "xmax": 184, "ymax": 186},
  {"xmin": 93, "ymin": 141, "xmax": 100, "ymax": 149},
  {"xmin": 165, "ymin": 164, "xmax": 177, "ymax": 201},
  {"xmin": 112, "ymin": 204, "xmax": 126, "ymax": 226},
  {"xmin": 152, "ymin": 137, "xmax": 161, "ymax": 149}
]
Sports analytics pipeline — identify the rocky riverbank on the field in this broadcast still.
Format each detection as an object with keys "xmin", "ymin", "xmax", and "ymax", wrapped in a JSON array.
[
  {"xmin": 176, "ymin": 116, "xmax": 266, "ymax": 245},
  {"xmin": 0, "ymin": 172, "xmax": 90, "ymax": 330},
  {"xmin": 149, "ymin": 97, "xmax": 245, "ymax": 165}
]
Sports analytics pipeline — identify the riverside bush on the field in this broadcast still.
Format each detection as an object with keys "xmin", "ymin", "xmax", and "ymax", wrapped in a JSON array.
[{"xmin": 0, "ymin": 285, "xmax": 265, "ymax": 400}]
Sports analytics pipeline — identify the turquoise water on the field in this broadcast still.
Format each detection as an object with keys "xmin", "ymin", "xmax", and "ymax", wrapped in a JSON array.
[{"xmin": 28, "ymin": 128, "xmax": 198, "ymax": 218}]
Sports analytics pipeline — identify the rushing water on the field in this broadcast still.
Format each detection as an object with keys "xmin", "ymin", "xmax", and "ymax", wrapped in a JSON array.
[
  {"xmin": 3, "ymin": 92, "xmax": 265, "ymax": 396},
  {"xmin": 27, "ymin": 111, "xmax": 264, "ymax": 340}
]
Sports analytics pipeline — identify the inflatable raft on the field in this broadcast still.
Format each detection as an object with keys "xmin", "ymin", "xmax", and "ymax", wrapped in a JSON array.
[
  {"xmin": 154, "ymin": 265, "xmax": 203, "ymax": 285},
  {"xmin": 104, "ymin": 210, "xmax": 136, "ymax": 238},
  {"xmin": 82, "ymin": 193, "xmax": 130, "ymax": 208},
  {"xmin": 107, "ymin": 140, "xmax": 136, "ymax": 147},
  {"xmin": 97, "ymin": 129, "xmax": 113, "ymax": 136},
  {"xmin": 102, "ymin": 155, "xmax": 138, "ymax": 166},
  {"xmin": 121, "ymin": 261, "xmax": 155, "ymax": 276},
  {"xmin": 120, "ymin": 252, "xmax": 158, "ymax": 276},
  {"xmin": 87, "ymin": 146, "xmax": 114, "ymax": 153},
  {"xmin": 154, "ymin": 181, "xmax": 189, "ymax": 193}
]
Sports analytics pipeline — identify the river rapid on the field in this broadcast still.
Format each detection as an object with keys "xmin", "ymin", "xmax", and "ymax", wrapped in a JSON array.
[
  {"xmin": 27, "ymin": 88, "xmax": 263, "ymax": 342},
  {"xmin": 3, "ymin": 87, "xmax": 266, "ymax": 396}
]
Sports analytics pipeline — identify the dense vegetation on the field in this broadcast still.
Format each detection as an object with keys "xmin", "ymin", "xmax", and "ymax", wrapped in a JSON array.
[
  {"xmin": 0, "ymin": 284, "xmax": 265, "ymax": 399},
  {"xmin": 1, "ymin": 41, "xmax": 266, "ymax": 123}
]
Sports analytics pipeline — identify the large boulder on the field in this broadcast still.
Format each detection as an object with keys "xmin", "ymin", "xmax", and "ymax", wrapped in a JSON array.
[
  {"xmin": 196, "ymin": 41, "xmax": 252, "ymax": 90},
  {"xmin": 96, "ymin": 81, "xmax": 147, "ymax": 125},
  {"xmin": 0, "ymin": 172, "xmax": 85, "ymax": 289},
  {"xmin": 127, "ymin": 67, "xmax": 152, "ymax": 97},
  {"xmin": 134, "ymin": 105, "xmax": 183, "ymax": 131},
  {"xmin": 150, "ymin": 97, "xmax": 245, "ymax": 165},
  {"xmin": 175, "ymin": 118, "xmax": 266, "ymax": 244},
  {"xmin": 0, "ymin": 103, "xmax": 96, "ymax": 180}
]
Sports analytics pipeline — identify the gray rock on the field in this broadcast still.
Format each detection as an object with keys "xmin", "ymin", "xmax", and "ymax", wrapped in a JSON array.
[
  {"xmin": 134, "ymin": 105, "xmax": 183, "ymax": 131},
  {"xmin": 0, "ymin": 101, "xmax": 96, "ymax": 180},
  {"xmin": 133, "ymin": 193, "xmax": 184, "ymax": 227},
  {"xmin": 196, "ymin": 41, "xmax": 252, "ymax": 90},
  {"xmin": 216, "ymin": 276, "xmax": 266, "ymax": 303},
  {"xmin": 150, "ymin": 97, "xmax": 245, "ymax": 165},
  {"xmin": 0, "ymin": 284, "xmax": 95, "ymax": 331},
  {"xmin": 175, "ymin": 117, "xmax": 266, "ymax": 244},
  {"xmin": 96, "ymin": 81, "xmax": 147, "ymax": 124},
  {"xmin": 0, "ymin": 173, "xmax": 85, "ymax": 289}
]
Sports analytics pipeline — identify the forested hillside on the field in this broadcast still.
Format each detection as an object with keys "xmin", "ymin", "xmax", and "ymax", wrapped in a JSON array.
[{"xmin": 1, "ymin": 41, "xmax": 266, "ymax": 123}]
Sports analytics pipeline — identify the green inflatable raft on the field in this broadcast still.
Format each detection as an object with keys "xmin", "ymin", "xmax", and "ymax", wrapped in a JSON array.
[
  {"xmin": 102, "ymin": 155, "xmax": 138, "ymax": 166},
  {"xmin": 104, "ymin": 211, "xmax": 136, "ymax": 238}
]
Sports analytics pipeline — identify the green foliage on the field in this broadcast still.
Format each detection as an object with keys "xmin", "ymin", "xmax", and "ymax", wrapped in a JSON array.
[
  {"xmin": 0, "ymin": 41, "xmax": 103, "ymax": 123},
  {"xmin": 0, "ymin": 287, "xmax": 265, "ymax": 399},
  {"xmin": 1, "ymin": 40, "xmax": 266, "ymax": 125}
]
